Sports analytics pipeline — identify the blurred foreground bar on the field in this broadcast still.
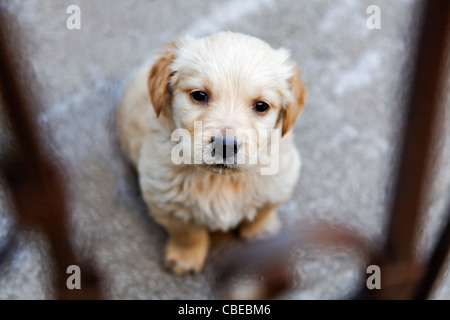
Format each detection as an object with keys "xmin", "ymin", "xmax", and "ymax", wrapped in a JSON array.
[{"xmin": 0, "ymin": 8, "xmax": 103, "ymax": 299}]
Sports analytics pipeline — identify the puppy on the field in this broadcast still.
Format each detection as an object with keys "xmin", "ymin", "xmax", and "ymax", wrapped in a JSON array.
[{"xmin": 116, "ymin": 32, "xmax": 306, "ymax": 275}]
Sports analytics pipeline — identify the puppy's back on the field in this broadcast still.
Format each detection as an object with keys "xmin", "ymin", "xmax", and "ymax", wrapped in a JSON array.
[{"xmin": 116, "ymin": 64, "xmax": 154, "ymax": 165}]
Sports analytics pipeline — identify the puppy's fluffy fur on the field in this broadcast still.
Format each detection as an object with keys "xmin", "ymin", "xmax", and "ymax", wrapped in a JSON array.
[{"xmin": 116, "ymin": 32, "xmax": 306, "ymax": 275}]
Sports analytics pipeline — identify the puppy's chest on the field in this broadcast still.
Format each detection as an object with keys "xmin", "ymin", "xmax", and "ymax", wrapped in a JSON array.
[{"xmin": 179, "ymin": 172, "xmax": 265, "ymax": 231}]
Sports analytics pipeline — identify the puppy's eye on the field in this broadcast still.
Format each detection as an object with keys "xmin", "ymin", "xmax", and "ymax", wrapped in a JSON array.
[
  {"xmin": 253, "ymin": 101, "xmax": 270, "ymax": 113},
  {"xmin": 191, "ymin": 91, "xmax": 208, "ymax": 103}
]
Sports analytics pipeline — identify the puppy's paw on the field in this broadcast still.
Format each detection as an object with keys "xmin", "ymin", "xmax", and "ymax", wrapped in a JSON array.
[
  {"xmin": 164, "ymin": 239, "xmax": 208, "ymax": 275},
  {"xmin": 239, "ymin": 211, "xmax": 281, "ymax": 240}
]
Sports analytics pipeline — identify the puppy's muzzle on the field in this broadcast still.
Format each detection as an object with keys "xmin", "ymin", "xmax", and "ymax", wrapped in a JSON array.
[{"xmin": 210, "ymin": 135, "xmax": 239, "ymax": 163}]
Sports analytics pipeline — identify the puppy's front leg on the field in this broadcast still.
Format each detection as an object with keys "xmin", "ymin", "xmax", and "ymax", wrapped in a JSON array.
[
  {"xmin": 155, "ymin": 215, "xmax": 209, "ymax": 275},
  {"xmin": 239, "ymin": 204, "xmax": 281, "ymax": 240}
]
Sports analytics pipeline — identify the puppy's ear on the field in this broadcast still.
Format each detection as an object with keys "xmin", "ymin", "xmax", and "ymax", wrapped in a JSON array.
[
  {"xmin": 148, "ymin": 42, "xmax": 177, "ymax": 117},
  {"xmin": 282, "ymin": 66, "xmax": 306, "ymax": 136}
]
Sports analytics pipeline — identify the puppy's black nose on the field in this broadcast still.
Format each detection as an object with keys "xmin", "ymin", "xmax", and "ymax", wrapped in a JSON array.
[{"xmin": 211, "ymin": 136, "xmax": 238, "ymax": 161}]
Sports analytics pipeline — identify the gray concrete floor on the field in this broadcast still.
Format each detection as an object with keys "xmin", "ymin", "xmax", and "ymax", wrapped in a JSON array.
[{"xmin": 0, "ymin": 0, "xmax": 449, "ymax": 299}]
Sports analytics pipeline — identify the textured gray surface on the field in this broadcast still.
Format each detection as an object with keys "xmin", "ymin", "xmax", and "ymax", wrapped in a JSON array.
[{"xmin": 0, "ymin": 0, "xmax": 449, "ymax": 299}]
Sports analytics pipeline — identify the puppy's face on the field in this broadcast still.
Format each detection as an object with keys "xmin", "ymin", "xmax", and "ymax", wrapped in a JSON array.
[{"xmin": 148, "ymin": 32, "xmax": 306, "ymax": 174}]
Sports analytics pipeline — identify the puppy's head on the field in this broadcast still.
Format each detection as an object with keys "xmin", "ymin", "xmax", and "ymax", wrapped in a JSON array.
[{"xmin": 148, "ymin": 32, "xmax": 306, "ymax": 174}]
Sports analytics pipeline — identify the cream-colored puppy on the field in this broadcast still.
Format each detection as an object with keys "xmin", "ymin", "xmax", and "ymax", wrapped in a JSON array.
[{"xmin": 116, "ymin": 32, "xmax": 306, "ymax": 275}]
